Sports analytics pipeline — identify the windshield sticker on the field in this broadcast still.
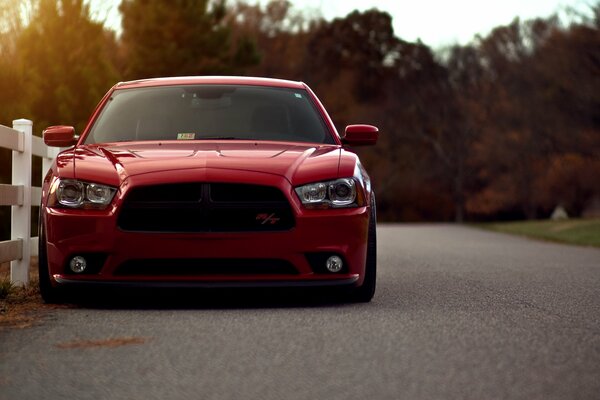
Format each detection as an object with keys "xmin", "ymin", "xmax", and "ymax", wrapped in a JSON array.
[
  {"xmin": 177, "ymin": 133, "xmax": 196, "ymax": 140},
  {"xmin": 294, "ymin": 93, "xmax": 302, "ymax": 99}
]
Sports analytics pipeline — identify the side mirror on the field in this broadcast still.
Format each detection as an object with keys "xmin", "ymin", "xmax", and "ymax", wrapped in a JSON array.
[
  {"xmin": 343, "ymin": 125, "xmax": 379, "ymax": 146},
  {"xmin": 43, "ymin": 126, "xmax": 77, "ymax": 147}
]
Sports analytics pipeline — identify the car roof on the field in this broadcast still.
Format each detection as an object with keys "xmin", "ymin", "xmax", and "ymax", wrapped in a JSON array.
[{"xmin": 115, "ymin": 76, "xmax": 306, "ymax": 90}]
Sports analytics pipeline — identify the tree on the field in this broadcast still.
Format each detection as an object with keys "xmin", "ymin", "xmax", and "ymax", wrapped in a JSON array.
[
  {"xmin": 227, "ymin": 0, "xmax": 314, "ymax": 80},
  {"xmin": 0, "ymin": 0, "xmax": 28, "ymax": 126},
  {"xmin": 468, "ymin": 15, "xmax": 600, "ymax": 219},
  {"xmin": 306, "ymin": 9, "xmax": 399, "ymax": 102},
  {"xmin": 120, "ymin": 0, "xmax": 259, "ymax": 79},
  {"xmin": 18, "ymin": 0, "xmax": 119, "ymax": 132}
]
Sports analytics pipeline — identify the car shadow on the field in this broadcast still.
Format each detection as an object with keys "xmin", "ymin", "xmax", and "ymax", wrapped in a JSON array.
[{"xmin": 64, "ymin": 287, "xmax": 356, "ymax": 310}]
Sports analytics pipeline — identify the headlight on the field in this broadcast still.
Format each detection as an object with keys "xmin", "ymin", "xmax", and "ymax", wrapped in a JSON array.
[
  {"xmin": 51, "ymin": 179, "xmax": 117, "ymax": 209},
  {"xmin": 57, "ymin": 180, "xmax": 84, "ymax": 207},
  {"xmin": 295, "ymin": 178, "xmax": 361, "ymax": 208},
  {"xmin": 86, "ymin": 183, "xmax": 116, "ymax": 204}
]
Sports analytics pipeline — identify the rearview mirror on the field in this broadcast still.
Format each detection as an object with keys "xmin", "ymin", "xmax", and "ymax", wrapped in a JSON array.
[
  {"xmin": 343, "ymin": 125, "xmax": 379, "ymax": 146},
  {"xmin": 43, "ymin": 126, "xmax": 77, "ymax": 147}
]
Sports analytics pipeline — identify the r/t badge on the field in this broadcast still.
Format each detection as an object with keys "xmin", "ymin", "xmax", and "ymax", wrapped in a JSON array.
[{"xmin": 256, "ymin": 213, "xmax": 280, "ymax": 225}]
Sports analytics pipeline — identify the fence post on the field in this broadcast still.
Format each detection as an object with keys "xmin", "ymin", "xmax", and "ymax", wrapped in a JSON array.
[{"xmin": 11, "ymin": 119, "xmax": 33, "ymax": 285}]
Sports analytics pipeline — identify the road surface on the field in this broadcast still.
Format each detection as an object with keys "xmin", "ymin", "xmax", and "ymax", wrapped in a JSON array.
[{"xmin": 1, "ymin": 225, "xmax": 599, "ymax": 400}]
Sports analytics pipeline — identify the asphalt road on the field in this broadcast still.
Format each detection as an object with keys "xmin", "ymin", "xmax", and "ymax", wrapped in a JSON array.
[{"xmin": 1, "ymin": 224, "xmax": 599, "ymax": 400}]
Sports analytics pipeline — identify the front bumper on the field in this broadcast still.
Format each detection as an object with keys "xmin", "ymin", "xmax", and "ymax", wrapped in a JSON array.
[{"xmin": 43, "ymin": 172, "xmax": 370, "ymax": 289}]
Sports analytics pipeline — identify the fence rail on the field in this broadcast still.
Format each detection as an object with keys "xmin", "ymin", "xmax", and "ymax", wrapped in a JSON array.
[{"xmin": 0, "ymin": 119, "xmax": 58, "ymax": 284}]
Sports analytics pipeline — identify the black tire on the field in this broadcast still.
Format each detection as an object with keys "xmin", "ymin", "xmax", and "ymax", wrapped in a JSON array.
[
  {"xmin": 38, "ymin": 218, "xmax": 64, "ymax": 304},
  {"xmin": 348, "ymin": 193, "xmax": 377, "ymax": 303}
]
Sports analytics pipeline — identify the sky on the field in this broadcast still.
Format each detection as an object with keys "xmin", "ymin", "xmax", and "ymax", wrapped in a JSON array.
[
  {"xmin": 93, "ymin": 0, "xmax": 594, "ymax": 48},
  {"xmin": 284, "ymin": 0, "xmax": 593, "ymax": 46}
]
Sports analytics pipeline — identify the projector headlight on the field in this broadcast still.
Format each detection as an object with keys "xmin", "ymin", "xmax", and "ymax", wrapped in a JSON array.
[
  {"xmin": 295, "ymin": 178, "xmax": 361, "ymax": 208},
  {"xmin": 50, "ymin": 179, "xmax": 117, "ymax": 209}
]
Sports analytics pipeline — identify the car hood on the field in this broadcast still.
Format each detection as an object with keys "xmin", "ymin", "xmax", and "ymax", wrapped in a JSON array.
[{"xmin": 64, "ymin": 141, "xmax": 342, "ymax": 187}]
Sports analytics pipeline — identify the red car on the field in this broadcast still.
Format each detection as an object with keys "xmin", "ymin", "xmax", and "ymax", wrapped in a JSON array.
[{"xmin": 39, "ymin": 76, "xmax": 378, "ymax": 303}]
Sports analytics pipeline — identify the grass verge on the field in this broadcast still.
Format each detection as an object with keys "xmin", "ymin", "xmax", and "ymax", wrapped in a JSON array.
[
  {"xmin": 0, "ymin": 259, "xmax": 57, "ymax": 330},
  {"xmin": 479, "ymin": 218, "xmax": 600, "ymax": 248}
]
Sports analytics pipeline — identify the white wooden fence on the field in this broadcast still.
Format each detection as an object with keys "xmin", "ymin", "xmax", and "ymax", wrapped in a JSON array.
[{"xmin": 0, "ymin": 119, "xmax": 59, "ymax": 285}]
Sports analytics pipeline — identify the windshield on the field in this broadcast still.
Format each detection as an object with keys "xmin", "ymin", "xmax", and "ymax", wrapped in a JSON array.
[{"xmin": 85, "ymin": 85, "xmax": 334, "ymax": 144}]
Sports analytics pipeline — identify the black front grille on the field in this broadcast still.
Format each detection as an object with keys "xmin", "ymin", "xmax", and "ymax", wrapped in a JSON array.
[
  {"xmin": 115, "ymin": 258, "xmax": 298, "ymax": 276},
  {"xmin": 118, "ymin": 183, "xmax": 295, "ymax": 232}
]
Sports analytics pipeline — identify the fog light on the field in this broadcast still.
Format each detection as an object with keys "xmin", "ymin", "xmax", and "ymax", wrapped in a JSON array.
[
  {"xmin": 69, "ymin": 256, "xmax": 87, "ymax": 273},
  {"xmin": 325, "ymin": 255, "xmax": 343, "ymax": 273}
]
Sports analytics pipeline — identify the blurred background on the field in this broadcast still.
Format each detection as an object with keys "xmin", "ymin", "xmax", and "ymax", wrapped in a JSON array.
[{"xmin": 0, "ymin": 0, "xmax": 599, "ymax": 240}]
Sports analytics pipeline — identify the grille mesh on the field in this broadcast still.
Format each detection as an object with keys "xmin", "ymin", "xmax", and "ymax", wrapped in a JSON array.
[{"xmin": 118, "ymin": 183, "xmax": 294, "ymax": 232}]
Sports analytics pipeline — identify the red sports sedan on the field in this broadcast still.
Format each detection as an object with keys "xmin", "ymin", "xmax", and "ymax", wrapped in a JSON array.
[{"xmin": 39, "ymin": 76, "xmax": 378, "ymax": 303}]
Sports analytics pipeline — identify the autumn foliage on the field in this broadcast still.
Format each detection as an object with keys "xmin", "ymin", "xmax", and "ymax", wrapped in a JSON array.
[{"xmin": 0, "ymin": 0, "xmax": 598, "ymax": 232}]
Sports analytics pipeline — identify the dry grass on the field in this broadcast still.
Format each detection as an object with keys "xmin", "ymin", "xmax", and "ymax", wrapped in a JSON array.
[{"xmin": 0, "ymin": 258, "xmax": 60, "ymax": 330}]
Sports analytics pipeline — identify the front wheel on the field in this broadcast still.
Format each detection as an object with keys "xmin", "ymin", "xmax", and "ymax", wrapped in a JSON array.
[
  {"xmin": 38, "ymin": 219, "xmax": 64, "ymax": 304},
  {"xmin": 348, "ymin": 193, "xmax": 377, "ymax": 303}
]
